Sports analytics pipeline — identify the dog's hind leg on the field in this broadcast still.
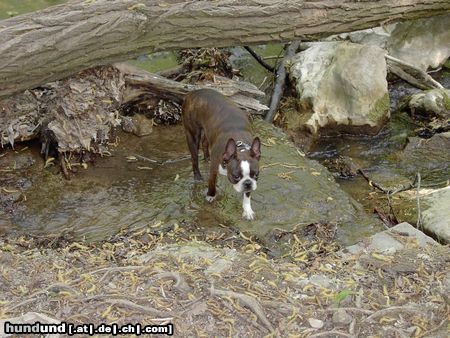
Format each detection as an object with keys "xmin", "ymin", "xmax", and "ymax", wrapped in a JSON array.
[
  {"xmin": 201, "ymin": 132, "xmax": 210, "ymax": 162},
  {"xmin": 185, "ymin": 129, "xmax": 203, "ymax": 181}
]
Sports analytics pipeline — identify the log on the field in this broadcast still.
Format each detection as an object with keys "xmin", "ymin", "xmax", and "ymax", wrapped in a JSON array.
[
  {"xmin": 1, "ymin": 0, "xmax": 450, "ymax": 98},
  {"xmin": 117, "ymin": 63, "xmax": 269, "ymax": 113},
  {"xmin": 385, "ymin": 55, "xmax": 444, "ymax": 90}
]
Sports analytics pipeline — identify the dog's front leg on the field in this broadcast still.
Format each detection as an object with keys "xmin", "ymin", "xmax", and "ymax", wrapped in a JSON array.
[
  {"xmin": 242, "ymin": 192, "xmax": 255, "ymax": 220},
  {"xmin": 206, "ymin": 163, "xmax": 218, "ymax": 202}
]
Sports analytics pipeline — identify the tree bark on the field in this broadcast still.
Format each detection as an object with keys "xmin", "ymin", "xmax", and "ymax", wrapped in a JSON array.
[{"xmin": 1, "ymin": 0, "xmax": 449, "ymax": 98}]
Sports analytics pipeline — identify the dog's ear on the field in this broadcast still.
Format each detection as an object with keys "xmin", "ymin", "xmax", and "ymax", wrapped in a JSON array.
[
  {"xmin": 250, "ymin": 137, "xmax": 261, "ymax": 160},
  {"xmin": 223, "ymin": 138, "xmax": 236, "ymax": 162}
]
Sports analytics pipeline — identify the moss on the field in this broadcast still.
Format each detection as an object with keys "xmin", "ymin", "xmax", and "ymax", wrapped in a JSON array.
[
  {"xmin": 443, "ymin": 58, "xmax": 450, "ymax": 71},
  {"xmin": 367, "ymin": 93, "xmax": 390, "ymax": 123},
  {"xmin": 444, "ymin": 91, "xmax": 450, "ymax": 111}
]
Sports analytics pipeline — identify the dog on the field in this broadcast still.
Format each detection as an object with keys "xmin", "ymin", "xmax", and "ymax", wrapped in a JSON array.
[{"xmin": 182, "ymin": 89, "xmax": 261, "ymax": 220}]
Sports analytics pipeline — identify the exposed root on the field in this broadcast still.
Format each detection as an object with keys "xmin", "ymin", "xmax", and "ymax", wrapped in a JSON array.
[
  {"xmin": 209, "ymin": 284, "xmax": 274, "ymax": 333},
  {"xmin": 100, "ymin": 299, "xmax": 176, "ymax": 318},
  {"xmin": 363, "ymin": 305, "xmax": 423, "ymax": 322},
  {"xmin": 152, "ymin": 272, "xmax": 192, "ymax": 293}
]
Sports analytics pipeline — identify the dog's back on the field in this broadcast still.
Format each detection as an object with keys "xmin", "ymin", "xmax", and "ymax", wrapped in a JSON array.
[{"xmin": 182, "ymin": 89, "xmax": 251, "ymax": 150}]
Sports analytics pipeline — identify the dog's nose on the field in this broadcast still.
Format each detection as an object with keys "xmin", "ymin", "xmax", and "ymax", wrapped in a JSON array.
[{"xmin": 243, "ymin": 179, "xmax": 252, "ymax": 190}]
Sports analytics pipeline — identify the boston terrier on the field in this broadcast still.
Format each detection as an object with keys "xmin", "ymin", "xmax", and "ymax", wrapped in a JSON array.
[{"xmin": 182, "ymin": 89, "xmax": 261, "ymax": 220}]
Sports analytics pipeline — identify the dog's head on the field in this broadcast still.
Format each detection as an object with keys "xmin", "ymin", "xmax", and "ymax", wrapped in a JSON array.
[{"xmin": 222, "ymin": 137, "xmax": 261, "ymax": 193}]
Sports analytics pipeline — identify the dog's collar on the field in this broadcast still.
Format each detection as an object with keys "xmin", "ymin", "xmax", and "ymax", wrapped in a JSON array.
[{"xmin": 236, "ymin": 140, "xmax": 251, "ymax": 152}]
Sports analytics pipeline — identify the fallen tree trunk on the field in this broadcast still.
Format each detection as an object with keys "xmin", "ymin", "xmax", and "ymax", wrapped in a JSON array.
[
  {"xmin": 117, "ymin": 63, "xmax": 268, "ymax": 113},
  {"xmin": 1, "ymin": 0, "xmax": 450, "ymax": 98}
]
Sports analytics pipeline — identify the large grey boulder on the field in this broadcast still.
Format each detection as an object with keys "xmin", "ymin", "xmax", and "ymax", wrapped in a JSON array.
[
  {"xmin": 287, "ymin": 42, "xmax": 389, "ymax": 138},
  {"xmin": 332, "ymin": 13, "xmax": 450, "ymax": 71},
  {"xmin": 421, "ymin": 187, "xmax": 450, "ymax": 244}
]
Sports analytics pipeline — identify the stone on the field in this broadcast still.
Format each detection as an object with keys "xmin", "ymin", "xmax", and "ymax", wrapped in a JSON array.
[
  {"xmin": 288, "ymin": 41, "xmax": 389, "ymax": 139},
  {"xmin": 421, "ymin": 186, "xmax": 450, "ymax": 243},
  {"xmin": 121, "ymin": 114, "xmax": 153, "ymax": 137},
  {"xmin": 407, "ymin": 88, "xmax": 450, "ymax": 118},
  {"xmin": 345, "ymin": 222, "xmax": 438, "ymax": 255},
  {"xmin": 331, "ymin": 13, "xmax": 450, "ymax": 71},
  {"xmin": 309, "ymin": 274, "xmax": 332, "ymax": 289},
  {"xmin": 332, "ymin": 309, "xmax": 353, "ymax": 326},
  {"xmin": 308, "ymin": 318, "xmax": 324, "ymax": 329},
  {"xmin": 386, "ymin": 14, "xmax": 450, "ymax": 70},
  {"xmin": 400, "ymin": 132, "xmax": 450, "ymax": 178}
]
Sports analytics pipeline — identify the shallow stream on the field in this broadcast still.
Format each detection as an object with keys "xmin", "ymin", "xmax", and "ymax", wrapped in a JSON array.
[{"xmin": 1, "ymin": 1, "xmax": 449, "ymax": 248}]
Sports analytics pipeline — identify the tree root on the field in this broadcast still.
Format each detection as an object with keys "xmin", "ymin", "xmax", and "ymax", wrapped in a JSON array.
[
  {"xmin": 363, "ymin": 305, "xmax": 423, "ymax": 322},
  {"xmin": 321, "ymin": 307, "xmax": 374, "ymax": 315},
  {"xmin": 6, "ymin": 282, "xmax": 81, "ymax": 312},
  {"xmin": 209, "ymin": 284, "xmax": 274, "ymax": 333},
  {"xmin": 152, "ymin": 272, "xmax": 192, "ymax": 293},
  {"xmin": 100, "ymin": 298, "xmax": 175, "ymax": 318}
]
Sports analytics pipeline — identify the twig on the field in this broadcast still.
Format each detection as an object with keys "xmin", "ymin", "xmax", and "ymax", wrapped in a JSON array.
[
  {"xmin": 416, "ymin": 172, "xmax": 422, "ymax": 229},
  {"xmin": 243, "ymin": 46, "xmax": 275, "ymax": 73},
  {"xmin": 133, "ymin": 154, "xmax": 161, "ymax": 164},
  {"xmin": 357, "ymin": 169, "xmax": 390, "ymax": 193},
  {"xmin": 265, "ymin": 40, "xmax": 301, "ymax": 123},
  {"xmin": 309, "ymin": 330, "xmax": 355, "ymax": 338},
  {"xmin": 209, "ymin": 285, "xmax": 274, "ymax": 332}
]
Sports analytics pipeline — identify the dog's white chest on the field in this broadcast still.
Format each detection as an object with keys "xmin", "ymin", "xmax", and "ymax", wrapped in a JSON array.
[{"xmin": 218, "ymin": 164, "xmax": 227, "ymax": 176}]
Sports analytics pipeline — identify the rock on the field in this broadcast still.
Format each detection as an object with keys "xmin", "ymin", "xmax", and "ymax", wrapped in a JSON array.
[
  {"xmin": 345, "ymin": 222, "xmax": 438, "ymax": 255},
  {"xmin": 309, "ymin": 274, "xmax": 332, "ymax": 289},
  {"xmin": 323, "ymin": 155, "xmax": 359, "ymax": 178},
  {"xmin": 421, "ymin": 186, "xmax": 450, "ymax": 243},
  {"xmin": 308, "ymin": 318, "xmax": 324, "ymax": 329},
  {"xmin": 332, "ymin": 309, "xmax": 353, "ymax": 326},
  {"xmin": 331, "ymin": 13, "xmax": 450, "ymax": 71},
  {"xmin": 386, "ymin": 14, "xmax": 450, "ymax": 70},
  {"xmin": 122, "ymin": 114, "xmax": 153, "ymax": 137},
  {"xmin": 407, "ymin": 88, "xmax": 450, "ymax": 119},
  {"xmin": 400, "ymin": 132, "xmax": 450, "ymax": 179},
  {"xmin": 287, "ymin": 42, "xmax": 389, "ymax": 139}
]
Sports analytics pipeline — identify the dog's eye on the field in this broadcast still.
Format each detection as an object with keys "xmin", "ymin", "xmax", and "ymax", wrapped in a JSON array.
[
  {"xmin": 253, "ymin": 172, "xmax": 259, "ymax": 179},
  {"xmin": 233, "ymin": 175, "xmax": 240, "ymax": 181}
]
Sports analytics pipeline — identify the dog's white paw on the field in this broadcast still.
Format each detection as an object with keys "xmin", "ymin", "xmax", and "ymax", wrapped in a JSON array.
[
  {"xmin": 242, "ymin": 208, "xmax": 255, "ymax": 221},
  {"xmin": 205, "ymin": 194, "xmax": 216, "ymax": 203}
]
